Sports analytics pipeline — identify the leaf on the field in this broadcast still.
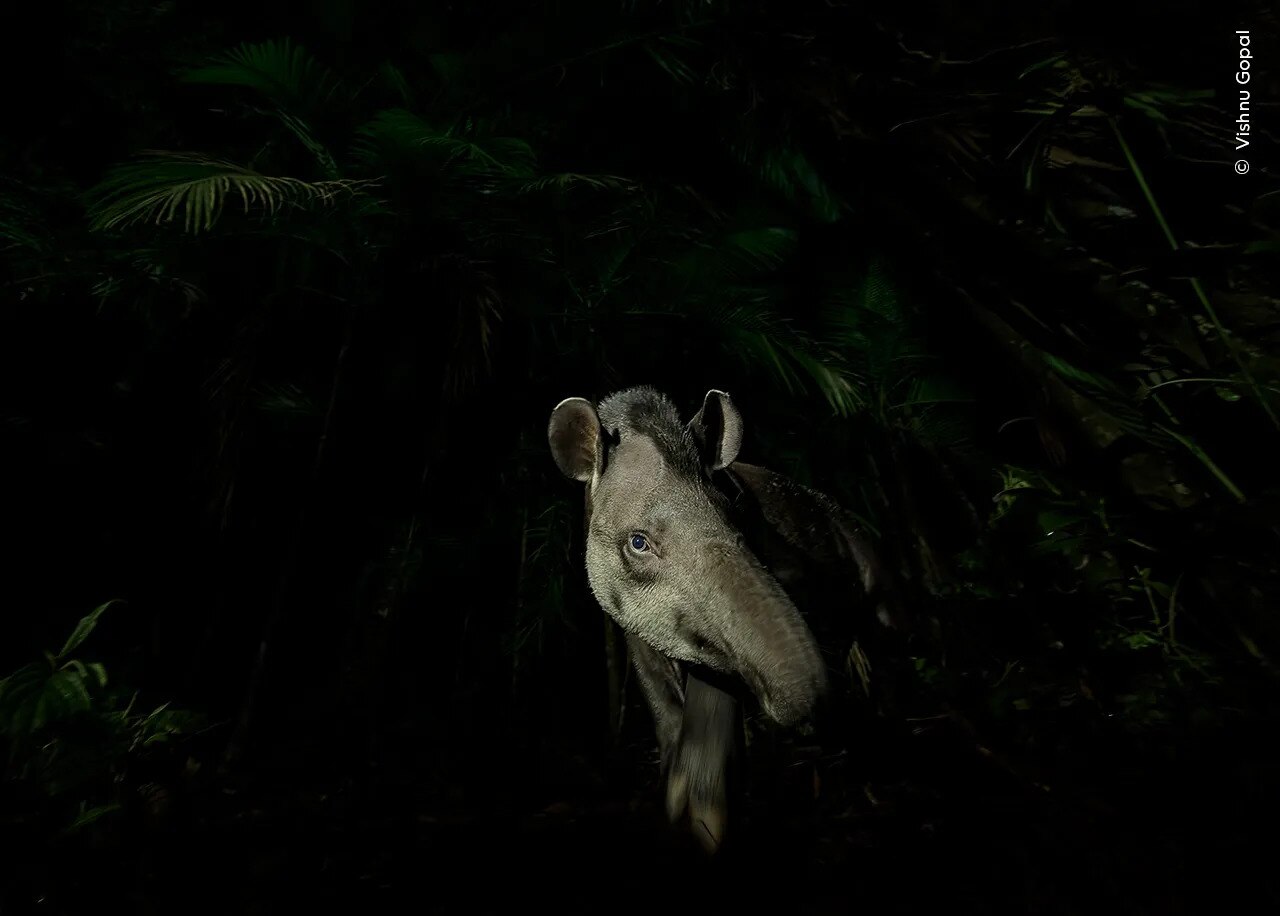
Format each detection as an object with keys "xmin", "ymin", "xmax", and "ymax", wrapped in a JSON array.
[
  {"xmin": 273, "ymin": 110, "xmax": 341, "ymax": 180},
  {"xmin": 8, "ymin": 695, "xmax": 36, "ymax": 740},
  {"xmin": 48, "ymin": 670, "xmax": 92, "ymax": 714},
  {"xmin": 378, "ymin": 61, "xmax": 416, "ymax": 107},
  {"xmin": 57, "ymin": 600, "xmax": 121, "ymax": 660},
  {"xmin": 32, "ymin": 688, "xmax": 59, "ymax": 732},
  {"xmin": 134, "ymin": 703, "xmax": 206, "ymax": 747},
  {"xmin": 1018, "ymin": 54, "xmax": 1068, "ymax": 79},
  {"xmin": 1124, "ymin": 632, "xmax": 1161, "ymax": 650},
  {"xmin": 180, "ymin": 40, "xmax": 345, "ymax": 176},
  {"xmin": 0, "ymin": 663, "xmax": 47, "ymax": 724},
  {"xmin": 63, "ymin": 803, "xmax": 123, "ymax": 835},
  {"xmin": 427, "ymin": 52, "xmax": 467, "ymax": 85},
  {"xmin": 181, "ymin": 39, "xmax": 341, "ymax": 112},
  {"xmin": 643, "ymin": 36, "xmax": 700, "ymax": 86},
  {"xmin": 0, "ymin": 182, "xmax": 53, "ymax": 255},
  {"xmin": 717, "ymin": 227, "xmax": 799, "ymax": 276},
  {"xmin": 1040, "ymin": 352, "xmax": 1121, "ymax": 394},
  {"xmin": 254, "ymin": 382, "xmax": 322, "ymax": 417},
  {"xmin": 667, "ymin": 227, "xmax": 797, "ymax": 292},
  {"xmin": 735, "ymin": 143, "xmax": 843, "ymax": 223},
  {"xmin": 677, "ymin": 296, "xmax": 865, "ymax": 415},
  {"xmin": 786, "ymin": 346, "xmax": 864, "ymax": 417},
  {"xmin": 517, "ymin": 173, "xmax": 639, "ymax": 196},
  {"xmin": 86, "ymin": 153, "xmax": 373, "ymax": 234},
  {"xmin": 354, "ymin": 109, "xmax": 536, "ymax": 179}
]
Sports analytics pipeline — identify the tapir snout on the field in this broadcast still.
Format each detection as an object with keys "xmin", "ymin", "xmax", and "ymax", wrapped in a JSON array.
[{"xmin": 694, "ymin": 539, "xmax": 827, "ymax": 725}]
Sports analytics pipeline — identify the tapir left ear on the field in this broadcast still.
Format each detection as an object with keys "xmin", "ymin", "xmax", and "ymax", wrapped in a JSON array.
[
  {"xmin": 548, "ymin": 397, "xmax": 605, "ymax": 482},
  {"xmin": 689, "ymin": 389, "xmax": 743, "ymax": 471}
]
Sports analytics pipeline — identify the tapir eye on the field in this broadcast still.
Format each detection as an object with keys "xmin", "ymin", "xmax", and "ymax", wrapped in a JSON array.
[{"xmin": 628, "ymin": 533, "xmax": 651, "ymax": 553}]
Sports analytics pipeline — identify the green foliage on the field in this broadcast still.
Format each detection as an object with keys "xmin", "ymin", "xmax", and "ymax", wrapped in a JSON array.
[
  {"xmin": 1, "ymin": 603, "xmax": 202, "ymax": 830},
  {"xmin": 181, "ymin": 38, "xmax": 342, "ymax": 112},
  {"xmin": 732, "ymin": 142, "xmax": 844, "ymax": 224},
  {"xmin": 0, "ymin": 602, "xmax": 116, "ymax": 744},
  {"xmin": 3, "ymin": 13, "xmax": 1279, "ymax": 902},
  {"xmin": 354, "ymin": 109, "xmax": 537, "ymax": 179},
  {"xmin": 85, "ymin": 152, "xmax": 373, "ymax": 233}
]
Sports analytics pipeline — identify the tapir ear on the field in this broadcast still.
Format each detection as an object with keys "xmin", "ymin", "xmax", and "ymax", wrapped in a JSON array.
[
  {"xmin": 548, "ymin": 397, "xmax": 604, "ymax": 482},
  {"xmin": 689, "ymin": 389, "xmax": 743, "ymax": 471}
]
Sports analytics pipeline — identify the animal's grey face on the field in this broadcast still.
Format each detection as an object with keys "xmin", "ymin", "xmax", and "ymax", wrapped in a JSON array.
[
  {"xmin": 548, "ymin": 386, "xmax": 826, "ymax": 726},
  {"xmin": 583, "ymin": 431, "xmax": 738, "ymax": 664}
]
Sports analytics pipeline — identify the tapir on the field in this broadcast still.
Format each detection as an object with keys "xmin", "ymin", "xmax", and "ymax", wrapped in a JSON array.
[{"xmin": 547, "ymin": 386, "xmax": 897, "ymax": 853}]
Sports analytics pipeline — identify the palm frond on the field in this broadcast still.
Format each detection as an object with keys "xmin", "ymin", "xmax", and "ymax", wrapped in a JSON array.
[
  {"xmin": 732, "ymin": 141, "xmax": 844, "ymax": 223},
  {"xmin": 274, "ymin": 110, "xmax": 341, "ymax": 180},
  {"xmin": 516, "ymin": 173, "xmax": 640, "ymax": 196},
  {"xmin": 687, "ymin": 296, "xmax": 866, "ymax": 416},
  {"xmin": 181, "ymin": 38, "xmax": 342, "ymax": 111},
  {"xmin": 0, "ymin": 188, "xmax": 39, "ymax": 253},
  {"xmin": 820, "ymin": 256, "xmax": 925, "ymax": 386},
  {"xmin": 86, "ymin": 152, "xmax": 374, "ymax": 234},
  {"xmin": 253, "ymin": 382, "xmax": 321, "ymax": 418},
  {"xmin": 677, "ymin": 226, "xmax": 799, "ymax": 285},
  {"xmin": 182, "ymin": 40, "xmax": 344, "ymax": 177},
  {"xmin": 376, "ymin": 61, "xmax": 416, "ymax": 108},
  {"xmin": 643, "ymin": 35, "xmax": 702, "ymax": 86},
  {"xmin": 354, "ymin": 109, "xmax": 536, "ymax": 179}
]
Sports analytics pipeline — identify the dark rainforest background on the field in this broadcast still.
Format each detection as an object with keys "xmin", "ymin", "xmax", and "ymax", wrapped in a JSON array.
[{"xmin": 2, "ymin": 1, "xmax": 1279, "ymax": 913}]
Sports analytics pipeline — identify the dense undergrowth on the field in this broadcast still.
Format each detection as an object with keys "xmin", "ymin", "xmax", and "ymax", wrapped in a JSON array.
[{"xmin": 3, "ymin": 1, "xmax": 1278, "ymax": 911}]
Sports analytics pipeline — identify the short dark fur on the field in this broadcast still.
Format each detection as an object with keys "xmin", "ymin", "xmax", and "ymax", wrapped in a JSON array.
[{"xmin": 596, "ymin": 386, "xmax": 704, "ymax": 479}]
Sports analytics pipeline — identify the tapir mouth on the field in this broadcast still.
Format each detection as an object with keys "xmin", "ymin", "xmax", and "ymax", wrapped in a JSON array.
[
  {"xmin": 690, "ymin": 643, "xmax": 825, "ymax": 727},
  {"xmin": 740, "ymin": 644, "xmax": 827, "ymax": 726}
]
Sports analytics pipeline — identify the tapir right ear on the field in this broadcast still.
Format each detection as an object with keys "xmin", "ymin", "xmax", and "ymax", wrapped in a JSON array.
[
  {"xmin": 689, "ymin": 389, "xmax": 743, "ymax": 471},
  {"xmin": 548, "ymin": 397, "xmax": 604, "ymax": 482}
]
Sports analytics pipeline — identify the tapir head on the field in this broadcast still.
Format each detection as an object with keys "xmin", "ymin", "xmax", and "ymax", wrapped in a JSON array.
[{"xmin": 548, "ymin": 386, "xmax": 826, "ymax": 726}]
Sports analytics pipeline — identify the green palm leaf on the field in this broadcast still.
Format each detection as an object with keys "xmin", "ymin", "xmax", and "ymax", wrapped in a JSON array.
[
  {"xmin": 643, "ymin": 35, "xmax": 701, "ymax": 86},
  {"xmin": 684, "ymin": 296, "xmax": 866, "ymax": 416},
  {"xmin": 376, "ymin": 61, "xmax": 417, "ymax": 108},
  {"xmin": 732, "ymin": 141, "xmax": 844, "ymax": 223},
  {"xmin": 354, "ymin": 109, "xmax": 536, "ymax": 178},
  {"xmin": 86, "ymin": 152, "xmax": 374, "ymax": 234},
  {"xmin": 0, "ymin": 182, "xmax": 51, "ymax": 256},
  {"xmin": 517, "ymin": 173, "xmax": 639, "ymax": 196},
  {"xmin": 820, "ymin": 256, "xmax": 924, "ymax": 385},
  {"xmin": 183, "ymin": 40, "xmax": 344, "ymax": 178},
  {"xmin": 671, "ymin": 227, "xmax": 799, "ymax": 287},
  {"xmin": 181, "ymin": 38, "xmax": 341, "ymax": 111}
]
